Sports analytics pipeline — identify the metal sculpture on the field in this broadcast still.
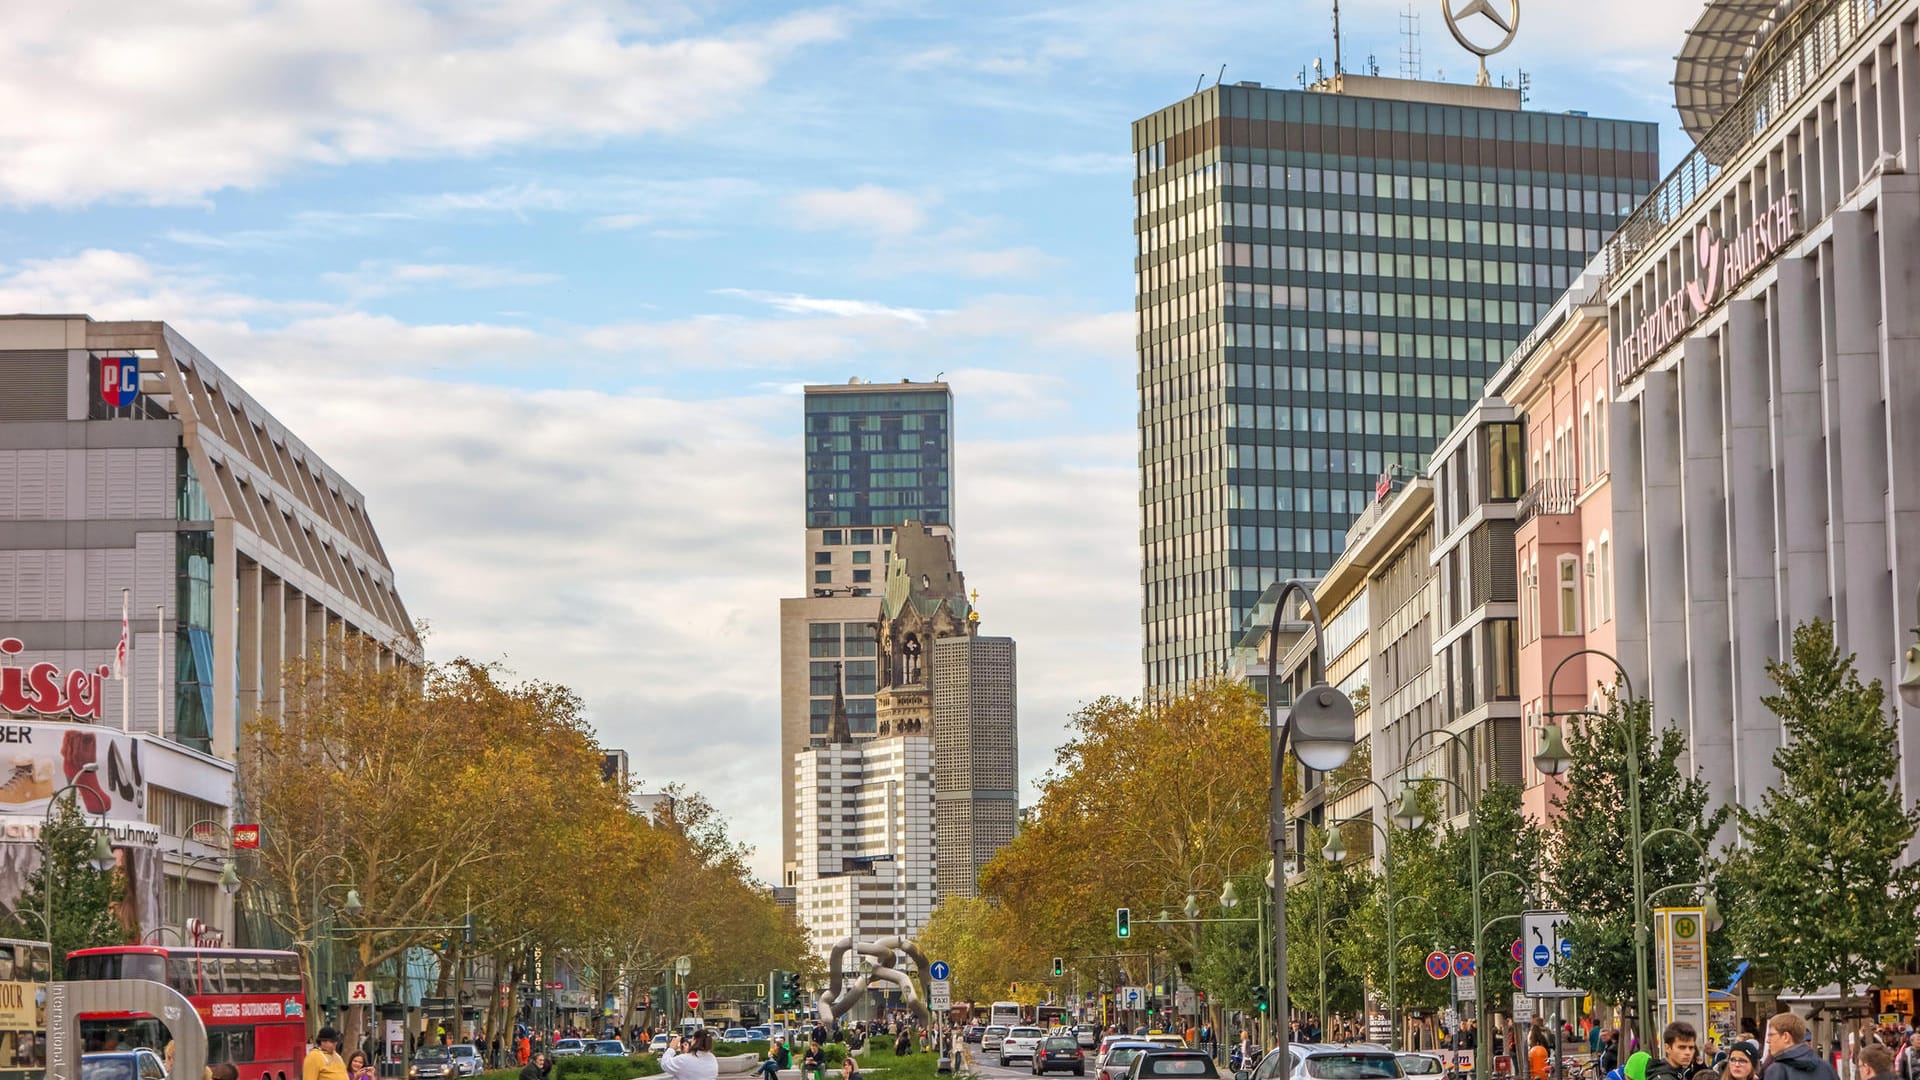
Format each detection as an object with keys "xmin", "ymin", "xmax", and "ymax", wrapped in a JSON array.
[{"xmin": 812, "ymin": 935, "xmax": 932, "ymax": 1027}]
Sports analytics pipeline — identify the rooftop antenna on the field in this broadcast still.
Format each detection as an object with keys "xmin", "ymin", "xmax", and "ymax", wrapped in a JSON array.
[
  {"xmin": 1297, "ymin": 66, "xmax": 1310, "ymax": 88},
  {"xmin": 1333, "ymin": 0, "xmax": 1343, "ymax": 76},
  {"xmin": 1518, "ymin": 69, "xmax": 1532, "ymax": 105},
  {"xmin": 1194, "ymin": 72, "xmax": 1205, "ymax": 94},
  {"xmin": 1399, "ymin": 5, "xmax": 1422, "ymax": 81},
  {"xmin": 1312, "ymin": 57, "xmax": 1324, "ymax": 88},
  {"xmin": 1216, "ymin": 63, "xmax": 1227, "ymax": 86},
  {"xmin": 1368, "ymin": 53, "xmax": 1380, "ymax": 76}
]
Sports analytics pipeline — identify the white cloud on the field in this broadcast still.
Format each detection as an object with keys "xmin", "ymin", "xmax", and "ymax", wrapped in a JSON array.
[
  {"xmin": 0, "ymin": 3, "xmax": 842, "ymax": 205},
  {"xmin": 715, "ymin": 288, "xmax": 936, "ymax": 324},
  {"xmin": 788, "ymin": 184, "xmax": 929, "ymax": 237},
  {"xmin": 321, "ymin": 261, "xmax": 563, "ymax": 299}
]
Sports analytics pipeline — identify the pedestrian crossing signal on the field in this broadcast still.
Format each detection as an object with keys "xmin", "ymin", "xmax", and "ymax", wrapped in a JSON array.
[{"xmin": 1116, "ymin": 908, "xmax": 1130, "ymax": 939}]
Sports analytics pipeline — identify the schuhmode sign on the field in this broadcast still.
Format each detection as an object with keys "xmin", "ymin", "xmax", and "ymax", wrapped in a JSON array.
[{"xmin": 1612, "ymin": 190, "xmax": 1800, "ymax": 386}]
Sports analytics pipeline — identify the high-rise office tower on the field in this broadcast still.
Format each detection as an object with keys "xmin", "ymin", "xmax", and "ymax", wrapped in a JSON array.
[
  {"xmin": 930, "ymin": 634, "xmax": 1017, "ymax": 899},
  {"xmin": 1133, "ymin": 75, "xmax": 1657, "ymax": 691},
  {"xmin": 781, "ymin": 380, "xmax": 952, "ymax": 870}
]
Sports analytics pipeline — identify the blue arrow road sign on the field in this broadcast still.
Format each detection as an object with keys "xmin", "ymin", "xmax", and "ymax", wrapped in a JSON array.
[
  {"xmin": 930, "ymin": 962, "xmax": 950, "ymax": 981},
  {"xmin": 1532, "ymin": 944, "xmax": 1552, "ymax": 968}
]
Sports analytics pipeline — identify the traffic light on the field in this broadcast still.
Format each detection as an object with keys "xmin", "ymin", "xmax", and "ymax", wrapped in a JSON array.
[
  {"xmin": 1052, "ymin": 957, "xmax": 1064, "ymax": 977},
  {"xmin": 1253, "ymin": 985, "xmax": 1269, "ymax": 1012},
  {"xmin": 777, "ymin": 971, "xmax": 801, "ymax": 1006},
  {"xmin": 1116, "ymin": 907, "xmax": 1131, "ymax": 939}
]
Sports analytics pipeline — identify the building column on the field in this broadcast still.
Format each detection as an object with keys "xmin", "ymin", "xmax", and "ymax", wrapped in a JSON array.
[
  {"xmin": 1609, "ymin": 395, "xmax": 1651, "ymax": 697},
  {"xmin": 236, "ymin": 559, "xmax": 262, "ymax": 749},
  {"xmin": 1874, "ymin": 178, "xmax": 1920, "ymax": 802},
  {"xmin": 306, "ymin": 599, "xmax": 328, "ymax": 667},
  {"xmin": 1638, "ymin": 372, "xmax": 1689, "ymax": 735},
  {"xmin": 1677, "ymin": 333, "xmax": 1735, "ymax": 799},
  {"xmin": 260, "ymin": 574, "xmax": 286, "ymax": 719},
  {"xmin": 1724, "ymin": 298, "xmax": 1782, "ymax": 807},
  {"xmin": 1831, "ymin": 210, "xmax": 1895, "ymax": 687},
  {"xmin": 1773, "ymin": 254, "xmax": 1833, "ymax": 627}
]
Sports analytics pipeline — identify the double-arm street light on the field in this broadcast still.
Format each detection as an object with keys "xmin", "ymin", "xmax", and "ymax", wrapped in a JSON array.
[
  {"xmin": 1392, "ymin": 730, "xmax": 1487, "ymax": 1080},
  {"xmin": 1258, "ymin": 579, "xmax": 1360, "ymax": 1072},
  {"xmin": 43, "ymin": 763, "xmax": 116, "ymax": 959},
  {"xmin": 1528, "ymin": 649, "xmax": 1650, "ymax": 1043},
  {"xmin": 176, "ymin": 818, "xmax": 240, "ymax": 940},
  {"xmin": 1321, "ymin": 810, "xmax": 1431, "ymax": 1050}
]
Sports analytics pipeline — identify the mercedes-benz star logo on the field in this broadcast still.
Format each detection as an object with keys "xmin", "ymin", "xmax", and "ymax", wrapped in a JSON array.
[{"xmin": 1442, "ymin": 0, "xmax": 1520, "ymax": 58}]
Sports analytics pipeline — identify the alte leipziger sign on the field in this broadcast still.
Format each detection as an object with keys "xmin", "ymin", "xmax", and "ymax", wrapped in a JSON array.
[{"xmin": 1613, "ymin": 190, "xmax": 1800, "ymax": 386}]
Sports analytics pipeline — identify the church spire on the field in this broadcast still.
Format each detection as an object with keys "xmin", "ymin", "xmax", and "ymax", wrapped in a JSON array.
[{"xmin": 829, "ymin": 661, "xmax": 852, "ymax": 745}]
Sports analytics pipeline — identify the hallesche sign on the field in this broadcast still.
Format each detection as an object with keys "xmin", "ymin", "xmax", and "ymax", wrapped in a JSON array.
[{"xmin": 1613, "ymin": 190, "xmax": 1800, "ymax": 386}]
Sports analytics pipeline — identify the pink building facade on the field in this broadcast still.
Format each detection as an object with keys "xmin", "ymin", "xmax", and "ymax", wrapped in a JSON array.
[{"xmin": 1505, "ymin": 279, "xmax": 1619, "ymax": 824}]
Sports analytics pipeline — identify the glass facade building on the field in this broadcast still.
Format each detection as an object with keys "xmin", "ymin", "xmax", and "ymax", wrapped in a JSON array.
[
  {"xmin": 804, "ymin": 381, "xmax": 953, "ymax": 529},
  {"xmin": 1133, "ymin": 78, "xmax": 1657, "ymax": 691}
]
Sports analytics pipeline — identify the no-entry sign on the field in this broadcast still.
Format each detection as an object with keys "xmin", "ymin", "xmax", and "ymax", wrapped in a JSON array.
[{"xmin": 687, "ymin": 990, "xmax": 701, "ymax": 1011}]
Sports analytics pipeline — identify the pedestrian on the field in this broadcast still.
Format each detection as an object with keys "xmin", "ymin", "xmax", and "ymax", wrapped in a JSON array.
[
  {"xmin": 519, "ymin": 1052, "xmax": 551, "ymax": 1080},
  {"xmin": 1898, "ymin": 1033, "xmax": 1920, "ymax": 1080},
  {"xmin": 663, "ymin": 1031, "xmax": 720, "ymax": 1080},
  {"xmin": 841, "ymin": 1054, "xmax": 862, "ymax": 1080},
  {"xmin": 803, "ymin": 1038, "xmax": 827, "ymax": 1080},
  {"xmin": 1761, "ymin": 1014, "xmax": 1839, "ymax": 1080},
  {"xmin": 305, "ymin": 1028, "xmax": 349, "ymax": 1080},
  {"xmin": 1599, "ymin": 1028, "xmax": 1622, "ymax": 1077},
  {"xmin": 755, "ymin": 1037, "xmax": 792, "ymax": 1080},
  {"xmin": 1723, "ymin": 1041, "xmax": 1761, "ymax": 1080},
  {"xmin": 1530, "ymin": 1027, "xmax": 1551, "ymax": 1080},
  {"xmin": 1647, "ymin": 1022, "xmax": 1708, "ymax": 1080},
  {"xmin": 347, "ymin": 1051, "xmax": 375, "ymax": 1080},
  {"xmin": 894, "ymin": 1026, "xmax": 912, "ymax": 1057},
  {"xmin": 1861, "ymin": 1048, "xmax": 1897, "ymax": 1080}
]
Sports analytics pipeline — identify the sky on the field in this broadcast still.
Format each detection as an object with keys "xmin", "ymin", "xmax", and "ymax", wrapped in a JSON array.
[{"xmin": 0, "ymin": 0, "xmax": 1708, "ymax": 883}]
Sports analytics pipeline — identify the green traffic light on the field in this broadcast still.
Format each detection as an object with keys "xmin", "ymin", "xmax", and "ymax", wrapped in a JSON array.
[{"xmin": 1116, "ymin": 907, "xmax": 1130, "ymax": 939}]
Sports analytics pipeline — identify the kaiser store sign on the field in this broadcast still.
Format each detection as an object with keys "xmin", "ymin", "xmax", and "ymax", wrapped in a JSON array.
[{"xmin": 1613, "ymin": 190, "xmax": 1800, "ymax": 386}]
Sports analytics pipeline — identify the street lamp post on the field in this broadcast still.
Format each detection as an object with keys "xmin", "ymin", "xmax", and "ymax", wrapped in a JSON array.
[
  {"xmin": 1529, "ymin": 649, "xmax": 1646, "ymax": 1044},
  {"xmin": 41, "ymin": 763, "xmax": 116, "ymax": 965},
  {"xmin": 1394, "ymin": 733, "xmax": 1485, "ymax": 1080},
  {"xmin": 1259, "ymin": 579, "xmax": 1360, "ymax": 1066},
  {"xmin": 177, "ymin": 817, "xmax": 239, "ymax": 940},
  {"xmin": 1322, "ymin": 814, "xmax": 1428, "ymax": 1050}
]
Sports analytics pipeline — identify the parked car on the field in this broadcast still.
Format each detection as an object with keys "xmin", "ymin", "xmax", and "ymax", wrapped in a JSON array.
[
  {"xmin": 1000, "ymin": 1026, "xmax": 1047, "ymax": 1068},
  {"xmin": 551, "ymin": 1040, "xmax": 591, "ymax": 1058},
  {"xmin": 724, "ymin": 1029, "xmax": 751, "ymax": 1042},
  {"xmin": 447, "ymin": 1045, "xmax": 484, "ymax": 1076},
  {"xmin": 82, "ymin": 1051, "xmax": 167, "ymax": 1080},
  {"xmin": 747, "ymin": 1028, "xmax": 772, "ymax": 1042},
  {"xmin": 1074, "ymin": 1026, "xmax": 1100, "ymax": 1049},
  {"xmin": 1395, "ymin": 1055, "xmax": 1443, "ymax": 1077},
  {"xmin": 408, "ymin": 1049, "xmax": 456, "ymax": 1080},
  {"xmin": 984, "ymin": 1026, "xmax": 1011, "ymax": 1053},
  {"xmin": 1098, "ymin": 1043, "xmax": 1164, "ymax": 1080},
  {"xmin": 1034, "ymin": 1035, "xmax": 1088, "ymax": 1076},
  {"xmin": 1127, "ymin": 1050, "xmax": 1220, "ymax": 1080}
]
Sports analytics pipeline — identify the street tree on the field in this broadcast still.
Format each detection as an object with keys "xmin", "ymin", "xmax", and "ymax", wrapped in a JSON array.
[
  {"xmin": 1330, "ymin": 783, "xmax": 1459, "ymax": 1022},
  {"xmin": 0, "ymin": 797, "xmax": 127, "ymax": 975},
  {"xmin": 1719, "ymin": 619, "xmax": 1920, "ymax": 996},
  {"xmin": 1545, "ymin": 693, "xmax": 1729, "ymax": 1010},
  {"xmin": 979, "ymin": 681, "xmax": 1270, "ymax": 971}
]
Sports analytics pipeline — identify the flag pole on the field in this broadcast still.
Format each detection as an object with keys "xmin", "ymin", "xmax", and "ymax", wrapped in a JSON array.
[
  {"xmin": 120, "ymin": 588, "xmax": 130, "ymax": 733},
  {"xmin": 156, "ymin": 604, "xmax": 165, "ymax": 740}
]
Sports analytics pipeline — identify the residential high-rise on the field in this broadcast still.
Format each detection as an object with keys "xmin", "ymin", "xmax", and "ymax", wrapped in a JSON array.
[
  {"xmin": 781, "ymin": 380, "xmax": 952, "ymax": 869},
  {"xmin": 1133, "ymin": 75, "xmax": 1658, "ymax": 690},
  {"xmin": 930, "ymin": 634, "xmax": 1017, "ymax": 899}
]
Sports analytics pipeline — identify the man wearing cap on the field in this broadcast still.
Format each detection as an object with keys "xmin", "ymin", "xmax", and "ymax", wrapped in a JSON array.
[{"xmin": 304, "ymin": 1028, "xmax": 349, "ymax": 1080}]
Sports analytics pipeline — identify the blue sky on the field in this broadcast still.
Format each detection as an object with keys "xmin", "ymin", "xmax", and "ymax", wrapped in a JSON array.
[{"xmin": 0, "ymin": 0, "xmax": 1704, "ymax": 880}]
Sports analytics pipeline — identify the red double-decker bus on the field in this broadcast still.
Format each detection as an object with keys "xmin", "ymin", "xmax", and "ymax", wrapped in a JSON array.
[{"xmin": 67, "ymin": 946, "xmax": 308, "ymax": 1080}]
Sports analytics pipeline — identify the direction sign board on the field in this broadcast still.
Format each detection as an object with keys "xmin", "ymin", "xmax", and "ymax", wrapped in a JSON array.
[
  {"xmin": 1425, "ymin": 952, "xmax": 1451, "ymax": 980},
  {"xmin": 1122, "ymin": 987, "xmax": 1143, "ymax": 1008},
  {"xmin": 1522, "ymin": 910, "xmax": 1582, "ymax": 997},
  {"xmin": 930, "ymin": 962, "xmax": 950, "ymax": 982}
]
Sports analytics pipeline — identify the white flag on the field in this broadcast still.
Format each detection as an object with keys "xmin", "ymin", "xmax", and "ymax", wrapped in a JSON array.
[{"xmin": 114, "ymin": 594, "xmax": 129, "ymax": 678}]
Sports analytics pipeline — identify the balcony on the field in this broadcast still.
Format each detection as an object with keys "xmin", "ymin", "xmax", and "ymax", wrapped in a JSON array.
[{"xmin": 1516, "ymin": 478, "xmax": 1580, "ymax": 524}]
